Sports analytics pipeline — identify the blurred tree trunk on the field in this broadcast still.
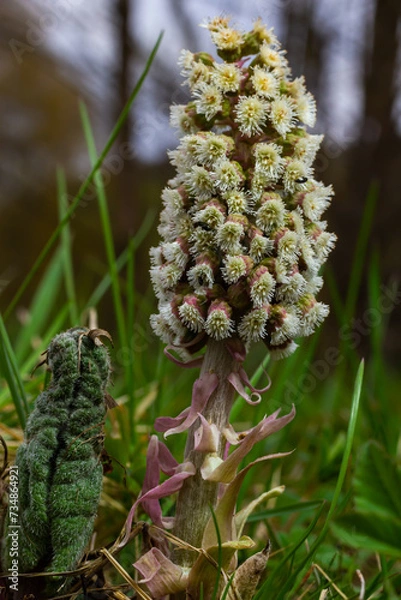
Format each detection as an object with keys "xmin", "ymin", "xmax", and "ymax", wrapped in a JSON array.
[
  {"xmin": 169, "ymin": 0, "xmax": 197, "ymax": 50},
  {"xmin": 361, "ymin": 0, "xmax": 401, "ymax": 176},
  {"xmin": 349, "ymin": 0, "xmax": 401, "ymax": 255},
  {"xmin": 345, "ymin": 0, "xmax": 401, "ymax": 354},
  {"xmin": 116, "ymin": 0, "xmax": 131, "ymax": 137},
  {"xmin": 283, "ymin": 0, "xmax": 325, "ymax": 95},
  {"xmin": 115, "ymin": 0, "xmax": 135, "ymax": 232}
]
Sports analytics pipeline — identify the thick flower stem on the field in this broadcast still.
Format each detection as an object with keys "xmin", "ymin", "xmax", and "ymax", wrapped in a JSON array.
[{"xmin": 172, "ymin": 339, "xmax": 239, "ymax": 568}]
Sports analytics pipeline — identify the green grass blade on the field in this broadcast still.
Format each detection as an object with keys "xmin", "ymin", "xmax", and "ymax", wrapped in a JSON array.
[
  {"xmin": 0, "ymin": 313, "xmax": 28, "ymax": 427},
  {"xmin": 20, "ymin": 304, "xmax": 70, "ymax": 377},
  {"xmin": 79, "ymin": 101, "xmax": 127, "ymax": 348},
  {"xmin": 130, "ymin": 208, "xmax": 156, "ymax": 249},
  {"xmin": 254, "ymin": 501, "xmax": 326, "ymax": 598},
  {"xmin": 221, "ymin": 574, "xmax": 235, "ymax": 600},
  {"xmin": 325, "ymin": 184, "xmax": 378, "ymax": 372},
  {"xmin": 15, "ymin": 247, "xmax": 64, "ymax": 362},
  {"xmin": 82, "ymin": 210, "xmax": 155, "ymax": 310},
  {"xmin": 210, "ymin": 507, "xmax": 223, "ymax": 600},
  {"xmin": 127, "ymin": 237, "xmax": 135, "ymax": 347},
  {"xmin": 247, "ymin": 500, "xmax": 324, "ymax": 521},
  {"xmin": 344, "ymin": 183, "xmax": 378, "ymax": 323},
  {"xmin": 0, "ymin": 304, "xmax": 69, "ymax": 408},
  {"xmin": 57, "ymin": 167, "xmax": 78, "ymax": 325},
  {"xmin": 278, "ymin": 360, "xmax": 364, "ymax": 596},
  {"xmin": 367, "ymin": 249, "xmax": 385, "ymax": 386},
  {"xmin": 79, "ymin": 100, "xmax": 138, "ymax": 440},
  {"xmin": 83, "ymin": 248, "xmax": 129, "ymax": 311},
  {"xmin": 273, "ymin": 329, "xmax": 322, "ymax": 409},
  {"xmin": 4, "ymin": 31, "xmax": 163, "ymax": 321},
  {"xmin": 325, "ymin": 265, "xmax": 346, "ymax": 328},
  {"xmin": 325, "ymin": 359, "xmax": 364, "ymax": 522},
  {"xmin": 126, "ymin": 236, "xmax": 136, "ymax": 435}
]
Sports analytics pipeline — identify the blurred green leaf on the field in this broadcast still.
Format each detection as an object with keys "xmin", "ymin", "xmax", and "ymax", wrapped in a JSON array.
[
  {"xmin": 83, "ymin": 209, "xmax": 155, "ymax": 311},
  {"xmin": 332, "ymin": 513, "xmax": 401, "ymax": 558},
  {"xmin": 57, "ymin": 167, "xmax": 78, "ymax": 325},
  {"xmin": 0, "ymin": 313, "xmax": 28, "ymax": 427},
  {"xmin": 79, "ymin": 101, "xmax": 126, "ymax": 348},
  {"xmin": 344, "ymin": 182, "xmax": 378, "ymax": 324},
  {"xmin": 332, "ymin": 441, "xmax": 401, "ymax": 558},
  {"xmin": 14, "ymin": 247, "xmax": 64, "ymax": 362},
  {"xmin": 20, "ymin": 304, "xmax": 70, "ymax": 376},
  {"xmin": 354, "ymin": 441, "xmax": 401, "ymax": 521},
  {"xmin": 254, "ymin": 501, "xmax": 326, "ymax": 598}
]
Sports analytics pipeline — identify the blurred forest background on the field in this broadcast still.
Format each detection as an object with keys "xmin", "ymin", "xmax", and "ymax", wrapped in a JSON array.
[{"xmin": 0, "ymin": 0, "xmax": 400, "ymax": 364}]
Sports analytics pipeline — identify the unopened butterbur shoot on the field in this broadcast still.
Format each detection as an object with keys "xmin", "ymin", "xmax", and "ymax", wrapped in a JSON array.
[
  {"xmin": 2, "ymin": 328, "xmax": 113, "ymax": 596},
  {"xmin": 130, "ymin": 15, "xmax": 336, "ymax": 600}
]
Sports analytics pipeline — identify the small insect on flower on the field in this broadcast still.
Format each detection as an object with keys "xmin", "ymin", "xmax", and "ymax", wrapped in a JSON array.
[{"xmin": 195, "ymin": 221, "xmax": 213, "ymax": 232}]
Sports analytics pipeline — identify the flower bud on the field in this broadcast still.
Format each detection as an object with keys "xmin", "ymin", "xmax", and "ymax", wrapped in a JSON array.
[{"xmin": 205, "ymin": 299, "xmax": 234, "ymax": 340}]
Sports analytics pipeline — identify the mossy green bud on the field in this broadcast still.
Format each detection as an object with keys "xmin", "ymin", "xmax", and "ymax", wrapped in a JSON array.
[{"xmin": 2, "ymin": 328, "xmax": 112, "ymax": 593}]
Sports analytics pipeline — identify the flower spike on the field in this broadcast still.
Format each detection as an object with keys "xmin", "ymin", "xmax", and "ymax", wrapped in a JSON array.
[
  {"xmin": 150, "ymin": 15, "xmax": 335, "ymax": 358},
  {"xmin": 141, "ymin": 14, "xmax": 337, "ymax": 599}
]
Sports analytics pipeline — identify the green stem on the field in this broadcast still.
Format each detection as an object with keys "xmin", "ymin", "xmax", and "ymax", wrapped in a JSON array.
[{"xmin": 172, "ymin": 339, "xmax": 238, "ymax": 568}]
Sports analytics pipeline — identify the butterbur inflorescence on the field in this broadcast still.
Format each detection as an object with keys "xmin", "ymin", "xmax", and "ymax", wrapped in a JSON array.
[
  {"xmin": 132, "ymin": 17, "xmax": 337, "ymax": 599},
  {"xmin": 150, "ymin": 16, "xmax": 336, "ymax": 359}
]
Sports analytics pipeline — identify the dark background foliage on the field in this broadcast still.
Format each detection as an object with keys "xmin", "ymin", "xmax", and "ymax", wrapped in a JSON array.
[{"xmin": 0, "ymin": 0, "xmax": 400, "ymax": 361}]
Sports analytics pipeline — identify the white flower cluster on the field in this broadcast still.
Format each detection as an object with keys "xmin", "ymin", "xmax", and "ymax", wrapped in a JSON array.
[{"xmin": 150, "ymin": 17, "xmax": 336, "ymax": 359}]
